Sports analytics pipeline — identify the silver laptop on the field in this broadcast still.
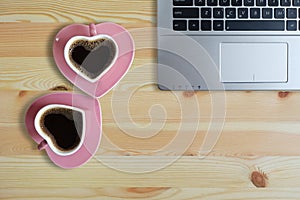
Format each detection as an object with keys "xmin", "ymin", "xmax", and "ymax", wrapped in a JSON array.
[{"xmin": 157, "ymin": 0, "xmax": 300, "ymax": 90}]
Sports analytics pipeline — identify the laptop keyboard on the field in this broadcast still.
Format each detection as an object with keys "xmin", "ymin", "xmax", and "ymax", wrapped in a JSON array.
[{"xmin": 173, "ymin": 0, "xmax": 300, "ymax": 31}]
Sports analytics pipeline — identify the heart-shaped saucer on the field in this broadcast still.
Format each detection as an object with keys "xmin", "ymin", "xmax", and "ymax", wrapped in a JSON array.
[
  {"xmin": 64, "ymin": 34, "xmax": 118, "ymax": 83},
  {"xmin": 34, "ymin": 104, "xmax": 86, "ymax": 156},
  {"xmin": 53, "ymin": 23, "xmax": 135, "ymax": 98},
  {"xmin": 25, "ymin": 93, "xmax": 101, "ymax": 169}
]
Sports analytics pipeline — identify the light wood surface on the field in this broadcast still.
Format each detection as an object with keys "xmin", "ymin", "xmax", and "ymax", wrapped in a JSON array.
[{"xmin": 1, "ymin": 0, "xmax": 300, "ymax": 199}]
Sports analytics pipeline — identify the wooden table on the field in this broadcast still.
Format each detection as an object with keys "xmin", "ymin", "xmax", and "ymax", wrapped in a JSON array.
[{"xmin": 1, "ymin": 0, "xmax": 300, "ymax": 199}]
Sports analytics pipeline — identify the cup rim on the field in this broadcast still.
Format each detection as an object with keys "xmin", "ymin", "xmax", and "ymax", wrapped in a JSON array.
[
  {"xmin": 34, "ymin": 104, "xmax": 86, "ymax": 156},
  {"xmin": 63, "ymin": 34, "xmax": 119, "ymax": 83}
]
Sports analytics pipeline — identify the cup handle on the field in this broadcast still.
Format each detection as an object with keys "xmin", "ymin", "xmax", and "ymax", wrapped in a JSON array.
[
  {"xmin": 89, "ymin": 23, "xmax": 97, "ymax": 37},
  {"xmin": 38, "ymin": 140, "xmax": 48, "ymax": 151}
]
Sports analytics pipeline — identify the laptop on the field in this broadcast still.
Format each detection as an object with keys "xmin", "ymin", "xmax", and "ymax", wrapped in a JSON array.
[{"xmin": 157, "ymin": 0, "xmax": 300, "ymax": 90}]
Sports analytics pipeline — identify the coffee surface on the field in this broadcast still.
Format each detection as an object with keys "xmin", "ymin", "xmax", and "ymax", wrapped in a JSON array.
[
  {"xmin": 41, "ymin": 108, "xmax": 83, "ymax": 151},
  {"xmin": 69, "ymin": 38, "xmax": 116, "ymax": 79}
]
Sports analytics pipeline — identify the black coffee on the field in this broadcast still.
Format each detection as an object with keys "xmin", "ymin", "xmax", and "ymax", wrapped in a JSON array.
[
  {"xmin": 40, "ymin": 108, "xmax": 83, "ymax": 151},
  {"xmin": 69, "ymin": 38, "xmax": 117, "ymax": 79}
]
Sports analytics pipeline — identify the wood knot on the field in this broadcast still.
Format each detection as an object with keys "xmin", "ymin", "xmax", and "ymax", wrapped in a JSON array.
[
  {"xmin": 18, "ymin": 90, "xmax": 27, "ymax": 97},
  {"xmin": 184, "ymin": 151, "xmax": 199, "ymax": 156},
  {"xmin": 278, "ymin": 91, "xmax": 290, "ymax": 99},
  {"xmin": 124, "ymin": 152, "xmax": 132, "ymax": 156},
  {"xmin": 183, "ymin": 91, "xmax": 196, "ymax": 98},
  {"xmin": 50, "ymin": 85, "xmax": 70, "ymax": 91},
  {"xmin": 251, "ymin": 170, "xmax": 268, "ymax": 188}
]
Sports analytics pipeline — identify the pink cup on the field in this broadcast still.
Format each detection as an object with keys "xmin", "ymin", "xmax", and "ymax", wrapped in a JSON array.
[
  {"xmin": 25, "ymin": 93, "xmax": 101, "ymax": 169},
  {"xmin": 53, "ymin": 22, "xmax": 135, "ymax": 97}
]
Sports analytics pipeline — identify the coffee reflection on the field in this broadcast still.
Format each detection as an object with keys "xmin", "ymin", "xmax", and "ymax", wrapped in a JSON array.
[{"xmin": 68, "ymin": 38, "xmax": 117, "ymax": 80}]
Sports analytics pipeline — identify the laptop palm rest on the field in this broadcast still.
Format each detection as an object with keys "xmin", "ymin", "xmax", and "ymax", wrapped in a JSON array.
[{"xmin": 220, "ymin": 43, "xmax": 288, "ymax": 83}]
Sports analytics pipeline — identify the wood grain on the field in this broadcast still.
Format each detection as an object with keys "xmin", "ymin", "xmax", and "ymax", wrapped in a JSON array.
[
  {"xmin": 0, "ymin": 23, "xmax": 157, "ymax": 57},
  {"xmin": 1, "ymin": 0, "xmax": 300, "ymax": 199},
  {"xmin": 1, "ymin": 188, "xmax": 299, "ymax": 200},
  {"xmin": 2, "ymin": 121, "xmax": 300, "ymax": 157},
  {"xmin": 1, "ymin": 156, "xmax": 300, "ymax": 188},
  {"xmin": 0, "ymin": 0, "xmax": 156, "ymax": 24}
]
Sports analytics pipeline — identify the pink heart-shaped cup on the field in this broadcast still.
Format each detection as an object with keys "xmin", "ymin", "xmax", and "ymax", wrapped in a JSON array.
[
  {"xmin": 53, "ymin": 23, "xmax": 135, "ymax": 98},
  {"xmin": 25, "ymin": 93, "xmax": 101, "ymax": 168}
]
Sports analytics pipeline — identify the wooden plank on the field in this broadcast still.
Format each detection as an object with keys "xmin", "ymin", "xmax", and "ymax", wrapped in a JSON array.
[
  {"xmin": 0, "ymin": 90, "xmax": 299, "ymax": 123},
  {"xmin": 0, "ymin": 57, "xmax": 154, "ymax": 91},
  {"xmin": 0, "ymin": 23, "xmax": 156, "ymax": 57},
  {"xmin": 1, "ymin": 156, "xmax": 300, "ymax": 188},
  {"xmin": 1, "ymin": 187, "xmax": 300, "ymax": 200},
  {"xmin": 0, "ymin": 0, "xmax": 155, "ymax": 24},
  {"xmin": 1, "ymin": 121, "xmax": 300, "ymax": 157}
]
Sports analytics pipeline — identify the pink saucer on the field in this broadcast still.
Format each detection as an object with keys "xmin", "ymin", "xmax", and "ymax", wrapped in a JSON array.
[
  {"xmin": 53, "ymin": 23, "xmax": 135, "ymax": 98},
  {"xmin": 25, "ymin": 93, "xmax": 101, "ymax": 169}
]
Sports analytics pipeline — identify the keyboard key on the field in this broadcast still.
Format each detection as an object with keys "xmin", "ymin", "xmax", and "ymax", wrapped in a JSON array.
[
  {"xmin": 173, "ymin": 0, "xmax": 193, "ymax": 6},
  {"xmin": 281, "ymin": 0, "xmax": 291, "ymax": 6},
  {"xmin": 213, "ymin": 20, "xmax": 224, "ymax": 30},
  {"xmin": 287, "ymin": 20, "xmax": 297, "ymax": 30},
  {"xmin": 262, "ymin": 8, "xmax": 273, "ymax": 18},
  {"xmin": 219, "ymin": 0, "xmax": 230, "ymax": 6},
  {"xmin": 173, "ymin": 20, "xmax": 187, "ymax": 31},
  {"xmin": 268, "ymin": 0, "xmax": 279, "ymax": 6},
  {"xmin": 225, "ymin": 20, "xmax": 285, "ymax": 31},
  {"xmin": 174, "ymin": 8, "xmax": 200, "ymax": 18},
  {"xmin": 238, "ymin": 8, "xmax": 248, "ymax": 18},
  {"xmin": 195, "ymin": 0, "xmax": 205, "ymax": 6},
  {"xmin": 257, "ymin": 0, "xmax": 267, "ymax": 6},
  {"xmin": 226, "ymin": 8, "xmax": 236, "ymax": 18},
  {"xmin": 244, "ymin": 0, "xmax": 255, "ymax": 6},
  {"xmin": 250, "ymin": 8, "xmax": 261, "ymax": 18},
  {"xmin": 208, "ymin": 0, "xmax": 218, "ymax": 6},
  {"xmin": 287, "ymin": 8, "xmax": 297, "ymax": 18},
  {"xmin": 213, "ymin": 8, "xmax": 224, "ymax": 18},
  {"xmin": 293, "ymin": 0, "xmax": 300, "ymax": 6},
  {"xmin": 232, "ymin": 0, "xmax": 243, "ymax": 5},
  {"xmin": 275, "ymin": 8, "xmax": 285, "ymax": 18},
  {"xmin": 201, "ymin": 20, "xmax": 212, "ymax": 30},
  {"xmin": 201, "ymin": 8, "xmax": 212, "ymax": 18},
  {"xmin": 189, "ymin": 20, "xmax": 200, "ymax": 30}
]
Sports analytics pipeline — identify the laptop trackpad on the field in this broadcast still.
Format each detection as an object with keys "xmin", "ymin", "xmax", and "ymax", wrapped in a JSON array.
[{"xmin": 220, "ymin": 43, "xmax": 288, "ymax": 83}]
